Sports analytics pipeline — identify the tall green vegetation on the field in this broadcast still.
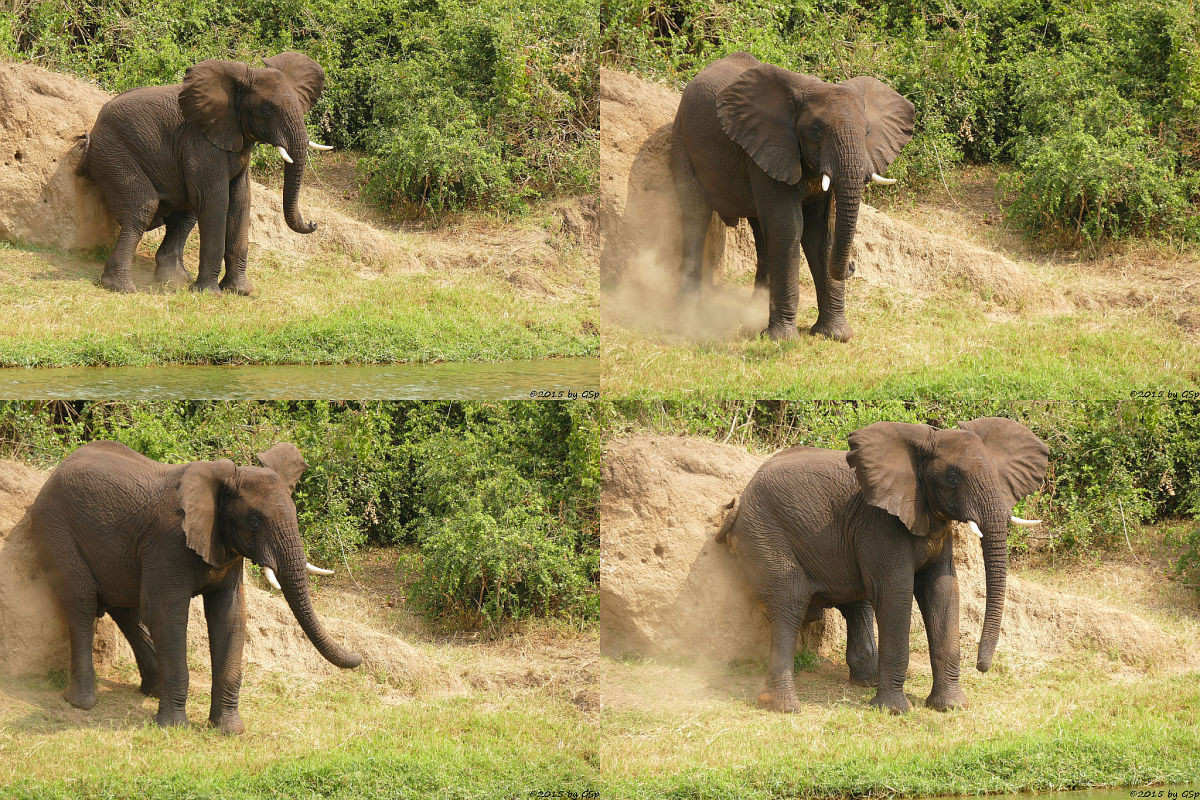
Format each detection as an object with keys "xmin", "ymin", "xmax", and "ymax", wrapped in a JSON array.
[
  {"xmin": 611, "ymin": 398, "xmax": 1200, "ymax": 577},
  {"xmin": 0, "ymin": 401, "xmax": 601, "ymax": 628},
  {"xmin": 602, "ymin": 0, "xmax": 1200, "ymax": 243},
  {"xmin": 0, "ymin": 0, "xmax": 597, "ymax": 215}
]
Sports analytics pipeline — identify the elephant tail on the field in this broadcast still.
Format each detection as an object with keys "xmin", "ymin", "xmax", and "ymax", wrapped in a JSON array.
[
  {"xmin": 74, "ymin": 133, "xmax": 91, "ymax": 179},
  {"xmin": 715, "ymin": 496, "xmax": 740, "ymax": 545}
]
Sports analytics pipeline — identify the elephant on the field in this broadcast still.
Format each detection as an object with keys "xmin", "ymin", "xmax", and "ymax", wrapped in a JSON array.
[
  {"xmin": 716, "ymin": 417, "xmax": 1049, "ymax": 714},
  {"xmin": 76, "ymin": 52, "xmax": 333, "ymax": 295},
  {"xmin": 27, "ymin": 440, "xmax": 362, "ymax": 734},
  {"xmin": 670, "ymin": 52, "xmax": 915, "ymax": 341}
]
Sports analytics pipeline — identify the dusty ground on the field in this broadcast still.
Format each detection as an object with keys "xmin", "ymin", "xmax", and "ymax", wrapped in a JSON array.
[{"xmin": 0, "ymin": 460, "xmax": 597, "ymax": 740}]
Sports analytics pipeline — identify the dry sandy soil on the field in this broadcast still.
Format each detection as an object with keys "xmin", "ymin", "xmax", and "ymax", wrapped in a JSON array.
[
  {"xmin": 0, "ymin": 460, "xmax": 597, "ymax": 729},
  {"xmin": 600, "ymin": 435, "xmax": 1200, "ymax": 714},
  {"xmin": 599, "ymin": 67, "xmax": 1200, "ymax": 340},
  {"xmin": 0, "ymin": 60, "xmax": 596, "ymax": 300}
]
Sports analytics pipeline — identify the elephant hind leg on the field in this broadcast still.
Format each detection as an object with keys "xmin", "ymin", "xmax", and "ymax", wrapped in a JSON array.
[
  {"xmin": 758, "ymin": 572, "xmax": 813, "ymax": 714},
  {"xmin": 838, "ymin": 600, "xmax": 878, "ymax": 687},
  {"xmin": 669, "ymin": 135, "xmax": 714, "ymax": 296},
  {"xmin": 153, "ymin": 211, "xmax": 196, "ymax": 288},
  {"xmin": 101, "ymin": 197, "xmax": 157, "ymax": 294},
  {"xmin": 34, "ymin": 527, "xmax": 100, "ymax": 709},
  {"xmin": 108, "ymin": 607, "xmax": 159, "ymax": 698}
]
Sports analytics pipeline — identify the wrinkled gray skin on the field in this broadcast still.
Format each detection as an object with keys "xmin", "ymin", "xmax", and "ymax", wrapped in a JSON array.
[
  {"xmin": 77, "ymin": 52, "xmax": 325, "ymax": 295},
  {"xmin": 718, "ymin": 418, "xmax": 1048, "ymax": 713},
  {"xmin": 28, "ymin": 441, "xmax": 362, "ymax": 735},
  {"xmin": 671, "ymin": 53, "xmax": 915, "ymax": 341}
]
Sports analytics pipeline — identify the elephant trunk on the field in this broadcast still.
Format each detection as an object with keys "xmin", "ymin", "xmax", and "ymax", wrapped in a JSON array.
[
  {"xmin": 974, "ymin": 506, "xmax": 1010, "ymax": 673},
  {"xmin": 268, "ymin": 526, "xmax": 362, "ymax": 669},
  {"xmin": 280, "ymin": 116, "xmax": 317, "ymax": 234},
  {"xmin": 827, "ymin": 137, "xmax": 864, "ymax": 282}
]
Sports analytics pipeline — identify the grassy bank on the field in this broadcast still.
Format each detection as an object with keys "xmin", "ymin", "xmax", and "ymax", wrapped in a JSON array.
[{"xmin": 0, "ymin": 201, "xmax": 597, "ymax": 367}]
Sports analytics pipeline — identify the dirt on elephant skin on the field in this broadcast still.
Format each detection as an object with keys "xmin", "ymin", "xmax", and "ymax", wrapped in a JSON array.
[
  {"xmin": 0, "ymin": 460, "xmax": 459, "ymax": 695},
  {"xmin": 598, "ymin": 68, "xmax": 1048, "ymax": 339},
  {"xmin": 0, "ymin": 60, "xmax": 401, "ymax": 266},
  {"xmin": 600, "ymin": 435, "xmax": 1193, "ymax": 674}
]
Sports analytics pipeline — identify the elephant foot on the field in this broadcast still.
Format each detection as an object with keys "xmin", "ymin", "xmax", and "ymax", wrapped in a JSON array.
[
  {"xmin": 189, "ymin": 280, "xmax": 222, "ymax": 294},
  {"xmin": 849, "ymin": 669, "xmax": 877, "ymax": 688},
  {"xmin": 154, "ymin": 707, "xmax": 189, "ymax": 728},
  {"xmin": 761, "ymin": 324, "xmax": 800, "ymax": 341},
  {"xmin": 757, "ymin": 685, "xmax": 800, "ymax": 713},
  {"xmin": 63, "ymin": 684, "xmax": 96, "ymax": 710},
  {"xmin": 210, "ymin": 711, "xmax": 245, "ymax": 736},
  {"xmin": 869, "ymin": 692, "xmax": 912, "ymax": 714},
  {"xmin": 99, "ymin": 269, "xmax": 136, "ymax": 294},
  {"xmin": 154, "ymin": 263, "xmax": 192, "ymax": 288},
  {"xmin": 809, "ymin": 318, "xmax": 852, "ymax": 343},
  {"xmin": 218, "ymin": 276, "xmax": 254, "ymax": 296},
  {"xmin": 926, "ymin": 685, "xmax": 968, "ymax": 712}
]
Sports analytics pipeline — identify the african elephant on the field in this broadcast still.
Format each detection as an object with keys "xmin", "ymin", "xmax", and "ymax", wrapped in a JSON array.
[
  {"xmin": 76, "ymin": 52, "xmax": 332, "ymax": 295},
  {"xmin": 27, "ymin": 441, "xmax": 361, "ymax": 734},
  {"xmin": 717, "ymin": 417, "xmax": 1048, "ymax": 713},
  {"xmin": 671, "ymin": 53, "xmax": 914, "ymax": 341}
]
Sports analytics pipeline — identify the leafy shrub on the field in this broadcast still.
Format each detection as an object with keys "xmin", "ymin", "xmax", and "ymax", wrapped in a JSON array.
[
  {"xmin": 0, "ymin": 0, "xmax": 597, "ymax": 216},
  {"xmin": 610, "ymin": 398, "xmax": 1200, "ymax": 561},
  {"xmin": 0, "ymin": 401, "xmax": 600, "ymax": 628},
  {"xmin": 601, "ymin": 0, "xmax": 1200, "ymax": 242}
]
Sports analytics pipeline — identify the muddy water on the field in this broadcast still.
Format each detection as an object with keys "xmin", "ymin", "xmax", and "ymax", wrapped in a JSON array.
[{"xmin": 0, "ymin": 358, "xmax": 600, "ymax": 400}]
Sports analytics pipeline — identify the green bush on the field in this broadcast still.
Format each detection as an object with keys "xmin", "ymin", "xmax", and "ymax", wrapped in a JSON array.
[
  {"xmin": 601, "ymin": 0, "xmax": 1200, "ymax": 242},
  {"xmin": 0, "ymin": 401, "xmax": 600, "ymax": 628},
  {"xmin": 0, "ymin": 0, "xmax": 597, "ymax": 216},
  {"xmin": 609, "ymin": 398, "xmax": 1200, "ymax": 562}
]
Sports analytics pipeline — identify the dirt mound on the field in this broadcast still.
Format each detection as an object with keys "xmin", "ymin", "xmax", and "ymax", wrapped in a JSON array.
[
  {"xmin": 601, "ymin": 436, "xmax": 1186, "ymax": 671},
  {"xmin": 599, "ymin": 68, "xmax": 1041, "ymax": 334},
  {"xmin": 0, "ymin": 60, "xmax": 401, "ymax": 267},
  {"xmin": 0, "ymin": 460, "xmax": 455, "ymax": 693}
]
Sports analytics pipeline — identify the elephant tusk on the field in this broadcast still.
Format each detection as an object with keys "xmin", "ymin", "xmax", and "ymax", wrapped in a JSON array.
[
  {"xmin": 967, "ymin": 520, "xmax": 983, "ymax": 539},
  {"xmin": 1010, "ymin": 516, "xmax": 1043, "ymax": 526},
  {"xmin": 821, "ymin": 174, "xmax": 831, "ymax": 192},
  {"xmin": 308, "ymin": 141, "xmax": 334, "ymax": 151},
  {"xmin": 306, "ymin": 562, "xmax": 335, "ymax": 575},
  {"xmin": 870, "ymin": 172, "xmax": 897, "ymax": 185},
  {"xmin": 276, "ymin": 146, "xmax": 294, "ymax": 164},
  {"xmin": 263, "ymin": 566, "xmax": 282, "ymax": 590}
]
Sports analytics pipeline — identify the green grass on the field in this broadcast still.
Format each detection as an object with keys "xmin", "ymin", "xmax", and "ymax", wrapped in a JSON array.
[
  {"xmin": 0, "ymin": 209, "xmax": 597, "ymax": 367},
  {"xmin": 600, "ymin": 660, "xmax": 1200, "ymax": 799},
  {"xmin": 602, "ymin": 285, "xmax": 1199, "ymax": 398},
  {"xmin": 0, "ymin": 656, "xmax": 598, "ymax": 799}
]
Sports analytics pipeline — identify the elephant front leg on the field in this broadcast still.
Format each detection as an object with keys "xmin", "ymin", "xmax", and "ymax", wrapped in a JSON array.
[
  {"xmin": 218, "ymin": 171, "xmax": 254, "ymax": 296},
  {"xmin": 867, "ymin": 581, "xmax": 914, "ymax": 713},
  {"xmin": 801, "ymin": 195, "xmax": 852, "ymax": 343},
  {"xmin": 754, "ymin": 186, "xmax": 803, "ymax": 340},
  {"xmin": 204, "ymin": 580, "xmax": 247, "ymax": 735},
  {"xmin": 144, "ymin": 594, "xmax": 192, "ymax": 728},
  {"xmin": 915, "ymin": 555, "xmax": 967, "ymax": 711},
  {"xmin": 838, "ymin": 600, "xmax": 878, "ymax": 686},
  {"xmin": 190, "ymin": 195, "xmax": 229, "ymax": 293},
  {"xmin": 153, "ymin": 211, "xmax": 196, "ymax": 288}
]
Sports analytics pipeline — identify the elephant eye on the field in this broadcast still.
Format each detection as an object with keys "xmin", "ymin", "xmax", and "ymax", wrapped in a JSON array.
[
  {"xmin": 944, "ymin": 470, "xmax": 961, "ymax": 488},
  {"xmin": 247, "ymin": 511, "xmax": 263, "ymax": 531},
  {"xmin": 808, "ymin": 123, "xmax": 823, "ymax": 140}
]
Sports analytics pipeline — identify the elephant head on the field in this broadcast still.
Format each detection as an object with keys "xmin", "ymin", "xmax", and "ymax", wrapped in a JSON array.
[
  {"xmin": 845, "ymin": 417, "xmax": 1049, "ymax": 672},
  {"xmin": 178, "ymin": 442, "xmax": 362, "ymax": 670},
  {"xmin": 179, "ymin": 52, "xmax": 329, "ymax": 234},
  {"xmin": 716, "ymin": 64, "xmax": 914, "ymax": 280}
]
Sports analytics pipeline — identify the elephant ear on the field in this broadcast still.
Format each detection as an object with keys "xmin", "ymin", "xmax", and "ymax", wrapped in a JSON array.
[
  {"xmin": 846, "ymin": 422, "xmax": 936, "ymax": 537},
  {"xmin": 716, "ymin": 62, "xmax": 818, "ymax": 185},
  {"xmin": 839, "ymin": 76, "xmax": 915, "ymax": 175},
  {"xmin": 179, "ymin": 459, "xmax": 237, "ymax": 567},
  {"xmin": 256, "ymin": 443, "xmax": 308, "ymax": 493},
  {"xmin": 179, "ymin": 59, "xmax": 251, "ymax": 152},
  {"xmin": 957, "ymin": 417, "xmax": 1049, "ymax": 507},
  {"xmin": 263, "ymin": 52, "xmax": 326, "ymax": 113}
]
